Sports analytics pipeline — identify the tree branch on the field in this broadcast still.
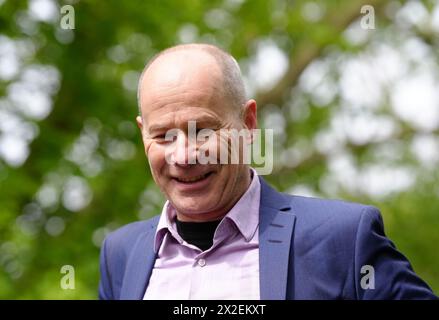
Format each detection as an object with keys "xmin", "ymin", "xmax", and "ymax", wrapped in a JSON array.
[{"xmin": 255, "ymin": 0, "xmax": 387, "ymax": 109}]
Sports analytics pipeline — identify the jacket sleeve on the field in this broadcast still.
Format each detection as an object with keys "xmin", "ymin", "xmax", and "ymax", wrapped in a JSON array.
[
  {"xmin": 354, "ymin": 206, "xmax": 437, "ymax": 299},
  {"xmin": 98, "ymin": 238, "xmax": 114, "ymax": 300}
]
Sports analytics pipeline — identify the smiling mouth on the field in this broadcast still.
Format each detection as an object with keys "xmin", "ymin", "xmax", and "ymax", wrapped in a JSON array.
[{"xmin": 173, "ymin": 172, "xmax": 213, "ymax": 183}]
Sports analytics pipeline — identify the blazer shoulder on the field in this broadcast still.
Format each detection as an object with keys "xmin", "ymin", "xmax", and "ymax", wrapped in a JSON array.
[
  {"xmin": 284, "ymin": 192, "xmax": 380, "ymax": 233},
  {"xmin": 104, "ymin": 215, "xmax": 160, "ymax": 250},
  {"xmin": 289, "ymin": 193, "xmax": 376, "ymax": 215},
  {"xmin": 260, "ymin": 179, "xmax": 376, "ymax": 226}
]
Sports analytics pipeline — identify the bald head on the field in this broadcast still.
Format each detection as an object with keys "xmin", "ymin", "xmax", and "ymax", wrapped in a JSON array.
[{"xmin": 137, "ymin": 44, "xmax": 246, "ymax": 118}]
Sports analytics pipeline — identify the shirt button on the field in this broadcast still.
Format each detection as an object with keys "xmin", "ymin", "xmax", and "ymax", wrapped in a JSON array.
[{"xmin": 197, "ymin": 258, "xmax": 206, "ymax": 267}]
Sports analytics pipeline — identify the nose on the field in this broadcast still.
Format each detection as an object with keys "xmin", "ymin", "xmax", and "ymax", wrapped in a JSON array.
[{"xmin": 171, "ymin": 131, "xmax": 197, "ymax": 166}]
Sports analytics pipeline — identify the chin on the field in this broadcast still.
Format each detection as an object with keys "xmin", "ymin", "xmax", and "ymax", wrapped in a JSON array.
[
  {"xmin": 179, "ymin": 200, "xmax": 212, "ymax": 212},
  {"xmin": 173, "ymin": 197, "xmax": 216, "ymax": 214}
]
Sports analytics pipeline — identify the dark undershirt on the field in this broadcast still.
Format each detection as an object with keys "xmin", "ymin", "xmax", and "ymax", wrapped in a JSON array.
[{"xmin": 176, "ymin": 219, "xmax": 222, "ymax": 251}]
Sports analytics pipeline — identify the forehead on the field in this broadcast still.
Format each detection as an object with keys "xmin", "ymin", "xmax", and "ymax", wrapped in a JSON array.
[
  {"xmin": 140, "ymin": 50, "xmax": 231, "ymax": 127},
  {"xmin": 141, "ymin": 50, "xmax": 223, "ymax": 98},
  {"xmin": 147, "ymin": 50, "xmax": 220, "ymax": 81}
]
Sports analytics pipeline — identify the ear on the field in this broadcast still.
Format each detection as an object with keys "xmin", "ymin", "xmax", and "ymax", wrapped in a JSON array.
[
  {"xmin": 243, "ymin": 99, "xmax": 257, "ymax": 130},
  {"xmin": 136, "ymin": 115, "xmax": 152, "ymax": 156},
  {"xmin": 242, "ymin": 99, "xmax": 257, "ymax": 143},
  {"xmin": 136, "ymin": 115, "xmax": 143, "ymax": 131},
  {"xmin": 136, "ymin": 115, "xmax": 147, "ymax": 145}
]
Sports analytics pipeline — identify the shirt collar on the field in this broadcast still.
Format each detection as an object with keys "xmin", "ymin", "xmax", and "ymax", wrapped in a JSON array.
[
  {"xmin": 221, "ymin": 168, "xmax": 260, "ymax": 242},
  {"xmin": 153, "ymin": 168, "xmax": 261, "ymax": 253}
]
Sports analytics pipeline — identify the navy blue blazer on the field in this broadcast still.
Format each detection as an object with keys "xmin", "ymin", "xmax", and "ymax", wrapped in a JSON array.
[{"xmin": 99, "ymin": 177, "xmax": 437, "ymax": 299}]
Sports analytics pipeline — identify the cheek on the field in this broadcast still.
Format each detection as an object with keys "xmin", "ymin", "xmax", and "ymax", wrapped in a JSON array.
[
  {"xmin": 147, "ymin": 144, "xmax": 167, "ymax": 175},
  {"xmin": 144, "ymin": 138, "xmax": 153, "ymax": 156}
]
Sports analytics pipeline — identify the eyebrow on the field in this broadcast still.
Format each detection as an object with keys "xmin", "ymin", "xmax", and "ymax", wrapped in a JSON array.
[
  {"xmin": 148, "ymin": 124, "xmax": 170, "ymax": 134},
  {"xmin": 193, "ymin": 117, "xmax": 223, "ymax": 128},
  {"xmin": 147, "ymin": 116, "xmax": 223, "ymax": 133}
]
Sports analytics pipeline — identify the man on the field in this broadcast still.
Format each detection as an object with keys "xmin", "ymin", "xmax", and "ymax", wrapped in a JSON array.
[{"xmin": 99, "ymin": 43, "xmax": 437, "ymax": 300}]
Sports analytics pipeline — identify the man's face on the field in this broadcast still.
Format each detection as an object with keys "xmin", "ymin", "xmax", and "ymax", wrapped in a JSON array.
[{"xmin": 137, "ymin": 51, "xmax": 256, "ymax": 221}]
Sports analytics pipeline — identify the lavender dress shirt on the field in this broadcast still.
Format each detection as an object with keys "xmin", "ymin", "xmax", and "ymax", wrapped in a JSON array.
[{"xmin": 143, "ymin": 170, "xmax": 261, "ymax": 300}]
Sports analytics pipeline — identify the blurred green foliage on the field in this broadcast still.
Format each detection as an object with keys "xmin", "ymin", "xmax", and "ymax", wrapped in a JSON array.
[{"xmin": 0, "ymin": 0, "xmax": 438, "ymax": 299}]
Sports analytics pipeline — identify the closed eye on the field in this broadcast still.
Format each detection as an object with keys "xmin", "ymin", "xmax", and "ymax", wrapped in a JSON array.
[{"xmin": 153, "ymin": 133, "xmax": 178, "ymax": 143}]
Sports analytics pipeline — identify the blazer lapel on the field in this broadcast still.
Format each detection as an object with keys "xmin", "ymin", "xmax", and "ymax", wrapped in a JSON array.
[
  {"xmin": 258, "ymin": 177, "xmax": 296, "ymax": 300},
  {"xmin": 120, "ymin": 225, "xmax": 157, "ymax": 300}
]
